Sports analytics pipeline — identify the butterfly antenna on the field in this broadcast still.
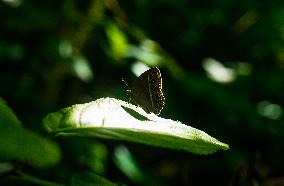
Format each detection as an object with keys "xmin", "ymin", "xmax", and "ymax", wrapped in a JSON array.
[
  {"xmin": 121, "ymin": 78, "xmax": 130, "ymax": 90},
  {"xmin": 121, "ymin": 78, "xmax": 132, "ymax": 103}
]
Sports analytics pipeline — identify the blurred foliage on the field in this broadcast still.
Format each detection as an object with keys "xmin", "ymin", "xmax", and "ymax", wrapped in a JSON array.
[
  {"xmin": 1, "ymin": 0, "xmax": 284, "ymax": 185},
  {"xmin": 0, "ymin": 99, "xmax": 60, "ymax": 168}
]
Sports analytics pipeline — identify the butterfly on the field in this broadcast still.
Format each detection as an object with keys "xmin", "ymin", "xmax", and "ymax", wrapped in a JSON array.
[{"xmin": 123, "ymin": 67, "xmax": 165, "ymax": 115}]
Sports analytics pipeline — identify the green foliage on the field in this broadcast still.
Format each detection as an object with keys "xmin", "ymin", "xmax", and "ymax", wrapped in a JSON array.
[
  {"xmin": 0, "ymin": 98, "xmax": 60, "ymax": 168},
  {"xmin": 1, "ymin": 0, "xmax": 284, "ymax": 185}
]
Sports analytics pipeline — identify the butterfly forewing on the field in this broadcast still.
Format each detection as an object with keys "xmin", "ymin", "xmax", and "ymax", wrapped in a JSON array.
[
  {"xmin": 128, "ymin": 67, "xmax": 165, "ymax": 115},
  {"xmin": 130, "ymin": 70, "xmax": 152, "ymax": 113}
]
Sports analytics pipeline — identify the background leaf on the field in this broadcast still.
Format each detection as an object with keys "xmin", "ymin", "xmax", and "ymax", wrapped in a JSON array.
[{"xmin": 0, "ymin": 98, "xmax": 61, "ymax": 168}]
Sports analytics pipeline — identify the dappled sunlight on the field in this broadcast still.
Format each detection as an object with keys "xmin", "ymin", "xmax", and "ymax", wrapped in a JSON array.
[
  {"xmin": 72, "ymin": 55, "xmax": 93, "ymax": 83},
  {"xmin": 257, "ymin": 101, "xmax": 282, "ymax": 120},
  {"xmin": 127, "ymin": 39, "xmax": 163, "ymax": 66},
  {"xmin": 131, "ymin": 62, "xmax": 150, "ymax": 77},
  {"xmin": 202, "ymin": 58, "xmax": 236, "ymax": 83},
  {"xmin": 202, "ymin": 58, "xmax": 251, "ymax": 83},
  {"xmin": 1, "ymin": 0, "xmax": 21, "ymax": 7},
  {"xmin": 59, "ymin": 40, "xmax": 73, "ymax": 58},
  {"xmin": 114, "ymin": 146, "xmax": 144, "ymax": 182}
]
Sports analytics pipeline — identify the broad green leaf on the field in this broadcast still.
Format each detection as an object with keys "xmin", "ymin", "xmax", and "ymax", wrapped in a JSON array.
[
  {"xmin": 0, "ymin": 98, "xmax": 61, "ymax": 167},
  {"xmin": 70, "ymin": 170, "xmax": 124, "ymax": 186},
  {"xmin": 43, "ymin": 97, "xmax": 229, "ymax": 155},
  {"xmin": 0, "ymin": 98, "xmax": 21, "ymax": 127}
]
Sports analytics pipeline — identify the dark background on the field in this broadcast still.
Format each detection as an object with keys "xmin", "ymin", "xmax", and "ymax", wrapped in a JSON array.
[{"xmin": 1, "ymin": 0, "xmax": 284, "ymax": 185}]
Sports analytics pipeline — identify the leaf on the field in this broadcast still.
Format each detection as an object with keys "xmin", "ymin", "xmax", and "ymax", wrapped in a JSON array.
[
  {"xmin": 0, "ymin": 98, "xmax": 21, "ymax": 127},
  {"xmin": 70, "ymin": 170, "xmax": 124, "ymax": 186},
  {"xmin": 105, "ymin": 22, "xmax": 129, "ymax": 60},
  {"xmin": 0, "ymin": 98, "xmax": 61, "ymax": 167},
  {"xmin": 43, "ymin": 97, "xmax": 229, "ymax": 155},
  {"xmin": 113, "ymin": 146, "xmax": 145, "ymax": 182}
]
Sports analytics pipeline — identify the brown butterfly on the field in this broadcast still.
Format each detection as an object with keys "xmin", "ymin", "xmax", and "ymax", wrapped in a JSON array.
[{"xmin": 123, "ymin": 67, "xmax": 165, "ymax": 115}]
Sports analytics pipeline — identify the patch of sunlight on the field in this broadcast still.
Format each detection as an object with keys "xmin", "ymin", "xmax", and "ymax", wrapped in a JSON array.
[
  {"xmin": 202, "ymin": 58, "xmax": 236, "ymax": 83},
  {"xmin": 127, "ymin": 39, "xmax": 162, "ymax": 66},
  {"xmin": 257, "ymin": 101, "xmax": 283, "ymax": 120},
  {"xmin": 105, "ymin": 22, "xmax": 128, "ymax": 60},
  {"xmin": 131, "ymin": 62, "xmax": 150, "ymax": 77},
  {"xmin": 2, "ymin": 0, "xmax": 22, "ymax": 7},
  {"xmin": 113, "ymin": 145, "xmax": 144, "ymax": 182},
  {"xmin": 59, "ymin": 40, "xmax": 73, "ymax": 58},
  {"xmin": 72, "ymin": 55, "xmax": 93, "ymax": 83}
]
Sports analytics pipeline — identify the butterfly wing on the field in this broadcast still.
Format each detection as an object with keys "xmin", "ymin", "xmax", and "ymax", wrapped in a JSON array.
[
  {"xmin": 130, "ymin": 67, "xmax": 165, "ymax": 115},
  {"xmin": 130, "ymin": 69, "xmax": 153, "ymax": 113}
]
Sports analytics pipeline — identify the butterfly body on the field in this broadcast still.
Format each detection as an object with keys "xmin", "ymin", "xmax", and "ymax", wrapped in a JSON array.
[{"xmin": 127, "ymin": 67, "xmax": 165, "ymax": 115}]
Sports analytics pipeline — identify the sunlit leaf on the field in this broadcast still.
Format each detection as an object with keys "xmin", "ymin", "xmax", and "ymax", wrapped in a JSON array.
[{"xmin": 43, "ymin": 98, "xmax": 229, "ymax": 155}]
